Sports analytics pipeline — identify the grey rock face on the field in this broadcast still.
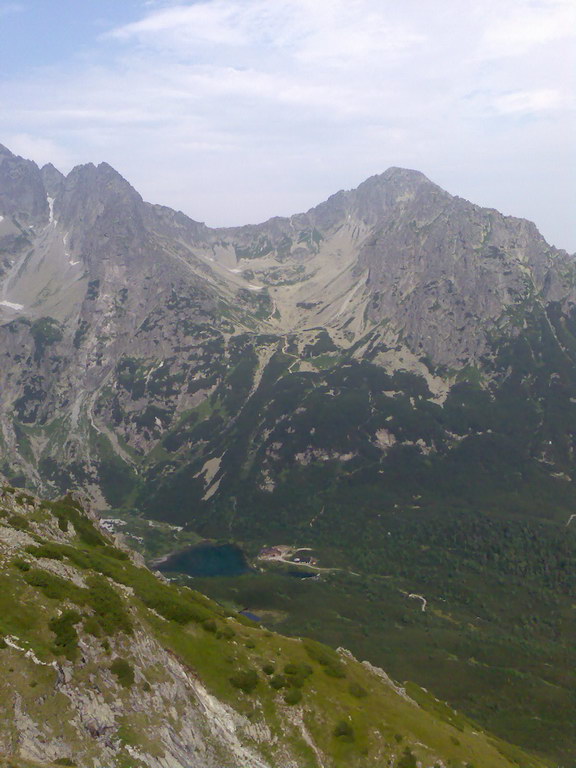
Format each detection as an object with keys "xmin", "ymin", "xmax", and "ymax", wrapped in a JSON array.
[
  {"xmin": 0, "ymin": 143, "xmax": 574, "ymax": 503},
  {"xmin": 40, "ymin": 162, "xmax": 66, "ymax": 199},
  {"xmin": 212, "ymin": 167, "xmax": 575, "ymax": 367},
  {"xmin": 351, "ymin": 176, "xmax": 574, "ymax": 365},
  {"xmin": 0, "ymin": 143, "xmax": 48, "ymax": 223},
  {"xmin": 55, "ymin": 162, "xmax": 147, "ymax": 264}
]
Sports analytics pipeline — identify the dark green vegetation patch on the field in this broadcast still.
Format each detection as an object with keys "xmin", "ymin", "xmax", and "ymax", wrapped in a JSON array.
[{"xmin": 110, "ymin": 657, "xmax": 135, "ymax": 688}]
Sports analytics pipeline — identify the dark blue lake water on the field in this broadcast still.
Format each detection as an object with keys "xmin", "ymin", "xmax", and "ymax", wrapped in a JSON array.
[
  {"xmin": 287, "ymin": 569, "xmax": 317, "ymax": 579},
  {"xmin": 240, "ymin": 610, "xmax": 261, "ymax": 622},
  {"xmin": 157, "ymin": 543, "xmax": 250, "ymax": 578}
]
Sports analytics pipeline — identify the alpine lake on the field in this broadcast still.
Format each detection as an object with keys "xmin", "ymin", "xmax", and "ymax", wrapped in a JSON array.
[{"xmin": 157, "ymin": 542, "xmax": 250, "ymax": 578}]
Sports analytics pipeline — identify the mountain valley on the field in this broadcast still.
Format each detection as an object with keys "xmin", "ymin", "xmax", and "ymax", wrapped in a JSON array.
[{"xmin": 0, "ymin": 143, "xmax": 575, "ymax": 764}]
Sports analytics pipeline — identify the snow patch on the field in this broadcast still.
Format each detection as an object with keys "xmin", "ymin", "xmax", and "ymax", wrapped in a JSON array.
[
  {"xmin": 247, "ymin": 284, "xmax": 263, "ymax": 291},
  {"xmin": 0, "ymin": 300, "xmax": 24, "ymax": 311},
  {"xmin": 47, "ymin": 197, "xmax": 55, "ymax": 225}
]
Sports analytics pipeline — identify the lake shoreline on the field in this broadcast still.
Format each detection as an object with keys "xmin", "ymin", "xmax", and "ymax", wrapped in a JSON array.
[
  {"xmin": 154, "ymin": 541, "xmax": 252, "ymax": 578},
  {"xmin": 148, "ymin": 538, "xmax": 218, "ymax": 568}
]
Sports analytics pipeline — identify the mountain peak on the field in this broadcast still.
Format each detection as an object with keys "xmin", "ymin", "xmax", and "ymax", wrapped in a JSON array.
[
  {"xmin": 40, "ymin": 162, "xmax": 65, "ymax": 199},
  {"xmin": 52, "ymin": 158, "xmax": 145, "ymax": 259},
  {"xmin": 0, "ymin": 143, "xmax": 48, "ymax": 221},
  {"xmin": 381, "ymin": 166, "xmax": 430, "ymax": 180},
  {"xmin": 98, "ymin": 160, "xmax": 119, "ymax": 172},
  {"xmin": 41, "ymin": 161, "xmax": 63, "ymax": 175},
  {"xmin": 65, "ymin": 160, "xmax": 141, "ymax": 198},
  {"xmin": 359, "ymin": 166, "xmax": 443, "ymax": 195},
  {"xmin": 308, "ymin": 166, "xmax": 447, "ymax": 231}
]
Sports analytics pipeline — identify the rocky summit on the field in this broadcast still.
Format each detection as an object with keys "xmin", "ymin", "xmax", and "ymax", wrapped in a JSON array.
[{"xmin": 0, "ymin": 144, "xmax": 575, "ymax": 765}]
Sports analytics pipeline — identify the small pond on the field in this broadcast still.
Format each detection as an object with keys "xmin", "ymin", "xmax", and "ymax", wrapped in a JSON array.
[
  {"xmin": 239, "ymin": 610, "xmax": 262, "ymax": 622},
  {"xmin": 287, "ymin": 569, "xmax": 317, "ymax": 579},
  {"xmin": 157, "ymin": 543, "xmax": 251, "ymax": 578}
]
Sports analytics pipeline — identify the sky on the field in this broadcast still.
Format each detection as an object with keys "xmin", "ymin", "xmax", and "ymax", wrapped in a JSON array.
[{"xmin": 0, "ymin": 0, "xmax": 574, "ymax": 251}]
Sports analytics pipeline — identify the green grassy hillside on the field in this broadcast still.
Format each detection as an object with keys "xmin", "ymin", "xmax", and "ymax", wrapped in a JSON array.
[{"xmin": 0, "ymin": 485, "xmax": 550, "ymax": 768}]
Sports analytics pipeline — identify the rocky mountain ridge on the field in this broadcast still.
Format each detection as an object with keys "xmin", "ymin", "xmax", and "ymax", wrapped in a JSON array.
[{"xmin": 1, "ymin": 142, "xmax": 575, "ymax": 501}]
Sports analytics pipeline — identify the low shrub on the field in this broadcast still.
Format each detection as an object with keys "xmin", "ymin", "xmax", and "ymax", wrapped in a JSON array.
[
  {"xmin": 304, "ymin": 639, "xmax": 346, "ymax": 679},
  {"xmin": 397, "ymin": 747, "xmax": 417, "ymax": 768},
  {"xmin": 333, "ymin": 720, "xmax": 355, "ymax": 742},
  {"xmin": 349, "ymin": 682, "xmax": 368, "ymax": 698},
  {"xmin": 24, "ymin": 568, "xmax": 84, "ymax": 603},
  {"xmin": 284, "ymin": 662, "xmax": 312, "ymax": 678},
  {"xmin": 50, "ymin": 502, "xmax": 106, "ymax": 547},
  {"xmin": 283, "ymin": 688, "xmax": 302, "ymax": 705},
  {"xmin": 25, "ymin": 544, "xmax": 64, "ymax": 560},
  {"xmin": 202, "ymin": 618, "xmax": 218, "ymax": 633},
  {"xmin": 269, "ymin": 674, "xmax": 288, "ymax": 690},
  {"xmin": 82, "ymin": 615, "xmax": 102, "ymax": 637},
  {"xmin": 85, "ymin": 575, "xmax": 133, "ymax": 636},
  {"xmin": 138, "ymin": 581, "xmax": 213, "ymax": 625},
  {"xmin": 229, "ymin": 668, "xmax": 259, "ymax": 694},
  {"xmin": 303, "ymin": 639, "xmax": 345, "ymax": 676},
  {"xmin": 110, "ymin": 657, "xmax": 135, "ymax": 688},
  {"xmin": 103, "ymin": 546, "xmax": 129, "ymax": 561},
  {"xmin": 216, "ymin": 624, "xmax": 236, "ymax": 640},
  {"xmin": 49, "ymin": 610, "xmax": 82, "ymax": 660},
  {"xmin": 324, "ymin": 664, "xmax": 346, "ymax": 679},
  {"xmin": 56, "ymin": 513, "xmax": 69, "ymax": 532},
  {"xmin": 8, "ymin": 514, "xmax": 29, "ymax": 530},
  {"xmin": 282, "ymin": 663, "xmax": 313, "ymax": 688}
]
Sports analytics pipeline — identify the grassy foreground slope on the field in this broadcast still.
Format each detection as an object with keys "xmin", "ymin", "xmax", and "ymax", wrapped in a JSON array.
[{"xmin": 0, "ymin": 485, "xmax": 549, "ymax": 768}]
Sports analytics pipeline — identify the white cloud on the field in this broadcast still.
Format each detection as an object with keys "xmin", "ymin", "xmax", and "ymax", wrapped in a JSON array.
[
  {"xmin": 110, "ymin": 2, "xmax": 248, "ymax": 47},
  {"xmin": 109, "ymin": 0, "xmax": 425, "ymax": 68},
  {"xmin": 493, "ymin": 88, "xmax": 567, "ymax": 114},
  {"xmin": 480, "ymin": 0, "xmax": 576, "ymax": 58},
  {"xmin": 0, "ymin": 0, "xmax": 574, "ymax": 249}
]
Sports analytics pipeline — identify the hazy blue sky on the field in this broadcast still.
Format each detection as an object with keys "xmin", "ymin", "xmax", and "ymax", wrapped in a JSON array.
[{"xmin": 1, "ymin": 0, "xmax": 574, "ymax": 251}]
